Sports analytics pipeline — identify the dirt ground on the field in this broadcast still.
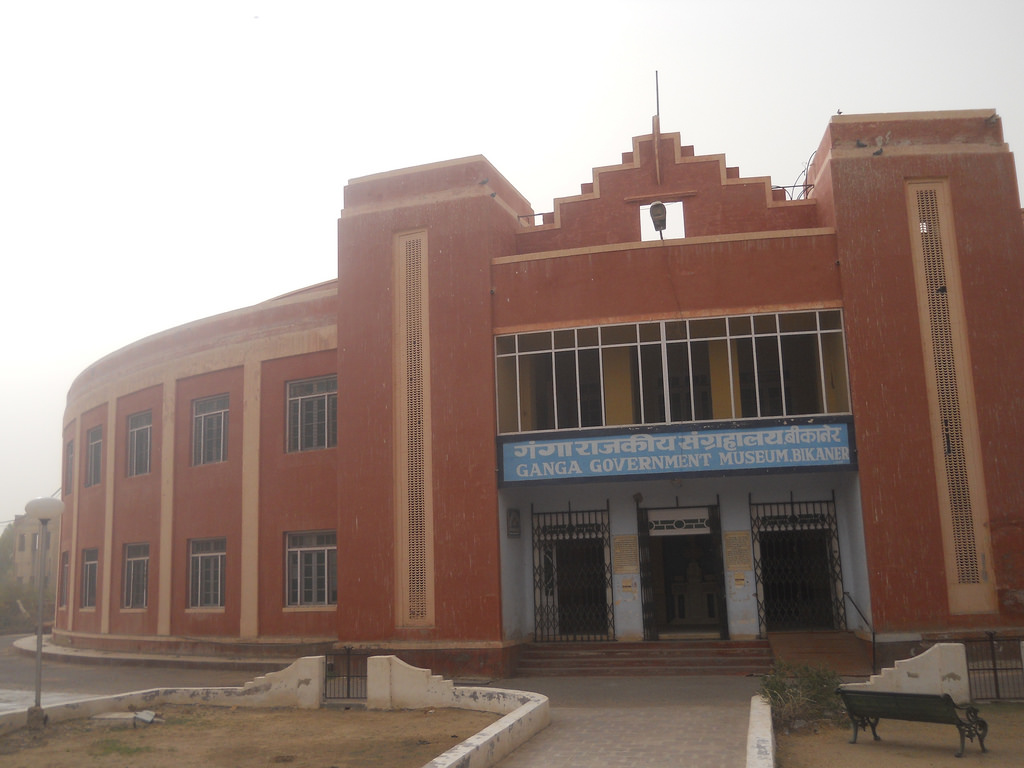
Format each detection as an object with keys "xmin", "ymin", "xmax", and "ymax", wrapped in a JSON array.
[
  {"xmin": 0, "ymin": 704, "xmax": 499, "ymax": 768},
  {"xmin": 776, "ymin": 701, "xmax": 1024, "ymax": 768}
]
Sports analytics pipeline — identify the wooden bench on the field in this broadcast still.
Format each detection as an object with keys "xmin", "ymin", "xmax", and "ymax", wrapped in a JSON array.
[{"xmin": 836, "ymin": 688, "xmax": 988, "ymax": 758}]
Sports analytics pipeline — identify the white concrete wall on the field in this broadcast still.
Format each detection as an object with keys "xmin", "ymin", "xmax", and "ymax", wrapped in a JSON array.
[
  {"xmin": 0, "ymin": 656, "xmax": 324, "ymax": 737},
  {"xmin": 367, "ymin": 655, "xmax": 550, "ymax": 768},
  {"xmin": 839, "ymin": 643, "xmax": 971, "ymax": 704}
]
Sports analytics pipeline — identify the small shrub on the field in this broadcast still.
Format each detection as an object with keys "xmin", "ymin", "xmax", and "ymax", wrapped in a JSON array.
[{"xmin": 759, "ymin": 660, "xmax": 846, "ymax": 729}]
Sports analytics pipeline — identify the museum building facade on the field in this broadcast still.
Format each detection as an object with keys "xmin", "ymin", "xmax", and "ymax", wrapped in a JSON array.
[{"xmin": 53, "ymin": 110, "xmax": 1024, "ymax": 676}]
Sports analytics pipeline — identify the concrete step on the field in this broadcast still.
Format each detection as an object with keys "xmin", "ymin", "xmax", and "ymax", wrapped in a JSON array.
[
  {"xmin": 767, "ymin": 631, "xmax": 874, "ymax": 676},
  {"xmin": 516, "ymin": 640, "xmax": 774, "ymax": 677}
]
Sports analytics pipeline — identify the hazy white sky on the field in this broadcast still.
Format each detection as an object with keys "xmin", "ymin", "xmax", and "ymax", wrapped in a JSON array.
[{"xmin": 2, "ymin": 0, "xmax": 1022, "ymax": 524}]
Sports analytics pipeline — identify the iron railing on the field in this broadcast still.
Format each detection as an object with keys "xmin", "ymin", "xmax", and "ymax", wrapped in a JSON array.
[
  {"xmin": 934, "ymin": 633, "xmax": 1024, "ymax": 701},
  {"xmin": 324, "ymin": 647, "xmax": 372, "ymax": 700}
]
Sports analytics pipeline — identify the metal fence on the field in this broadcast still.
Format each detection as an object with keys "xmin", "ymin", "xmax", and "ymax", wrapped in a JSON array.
[
  {"xmin": 324, "ymin": 647, "xmax": 372, "ymax": 700},
  {"xmin": 928, "ymin": 633, "xmax": 1024, "ymax": 701}
]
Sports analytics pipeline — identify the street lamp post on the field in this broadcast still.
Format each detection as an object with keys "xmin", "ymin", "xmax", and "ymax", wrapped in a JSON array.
[{"xmin": 24, "ymin": 496, "xmax": 64, "ymax": 729}]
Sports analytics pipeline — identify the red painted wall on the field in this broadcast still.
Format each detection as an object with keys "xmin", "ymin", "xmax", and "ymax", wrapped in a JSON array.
[
  {"xmin": 110, "ymin": 385, "xmax": 163, "ymax": 636},
  {"xmin": 337, "ymin": 158, "xmax": 528, "ymax": 644},
  {"xmin": 70, "ymin": 404, "xmax": 108, "ymax": 634},
  {"xmin": 171, "ymin": 368, "xmax": 244, "ymax": 637},
  {"xmin": 258, "ymin": 350, "xmax": 338, "ymax": 638},
  {"xmin": 815, "ymin": 113, "xmax": 1024, "ymax": 629}
]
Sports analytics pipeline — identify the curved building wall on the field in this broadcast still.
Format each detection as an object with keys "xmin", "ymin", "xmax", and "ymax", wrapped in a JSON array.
[{"xmin": 56, "ymin": 282, "xmax": 338, "ymax": 651}]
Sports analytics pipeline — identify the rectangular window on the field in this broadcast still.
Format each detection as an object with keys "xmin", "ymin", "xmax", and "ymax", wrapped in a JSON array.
[
  {"xmin": 127, "ymin": 411, "xmax": 152, "ymax": 476},
  {"xmin": 81, "ymin": 548, "xmax": 98, "ymax": 608},
  {"xmin": 286, "ymin": 376, "xmax": 338, "ymax": 452},
  {"xmin": 64, "ymin": 440, "xmax": 74, "ymax": 494},
  {"xmin": 495, "ymin": 310, "xmax": 851, "ymax": 434},
  {"xmin": 189, "ymin": 537, "xmax": 226, "ymax": 607},
  {"xmin": 192, "ymin": 395, "xmax": 229, "ymax": 465},
  {"xmin": 18, "ymin": 534, "xmax": 25, "ymax": 552},
  {"xmin": 286, "ymin": 531, "xmax": 338, "ymax": 606},
  {"xmin": 59, "ymin": 551, "xmax": 69, "ymax": 607},
  {"xmin": 85, "ymin": 426, "xmax": 102, "ymax": 487},
  {"xmin": 122, "ymin": 543, "xmax": 149, "ymax": 608}
]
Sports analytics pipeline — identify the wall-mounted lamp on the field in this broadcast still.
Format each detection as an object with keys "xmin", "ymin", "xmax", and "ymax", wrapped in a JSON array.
[{"xmin": 649, "ymin": 201, "xmax": 667, "ymax": 240}]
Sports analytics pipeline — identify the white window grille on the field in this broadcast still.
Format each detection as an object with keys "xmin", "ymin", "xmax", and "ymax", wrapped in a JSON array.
[{"xmin": 192, "ymin": 395, "xmax": 229, "ymax": 465}]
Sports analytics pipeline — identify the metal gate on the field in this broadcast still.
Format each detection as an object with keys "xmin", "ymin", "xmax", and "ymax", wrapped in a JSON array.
[
  {"xmin": 532, "ymin": 503, "xmax": 614, "ymax": 642},
  {"xmin": 750, "ymin": 492, "xmax": 846, "ymax": 637},
  {"xmin": 324, "ymin": 647, "xmax": 370, "ymax": 700},
  {"xmin": 932, "ymin": 633, "xmax": 1024, "ymax": 700}
]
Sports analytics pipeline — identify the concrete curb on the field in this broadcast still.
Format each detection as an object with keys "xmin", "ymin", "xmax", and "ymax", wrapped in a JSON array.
[{"xmin": 746, "ymin": 694, "xmax": 775, "ymax": 768}]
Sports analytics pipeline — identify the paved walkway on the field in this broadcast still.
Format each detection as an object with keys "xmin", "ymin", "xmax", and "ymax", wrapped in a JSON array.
[
  {"xmin": 490, "ymin": 675, "xmax": 760, "ymax": 768},
  {"xmin": 12, "ymin": 635, "xmax": 762, "ymax": 767}
]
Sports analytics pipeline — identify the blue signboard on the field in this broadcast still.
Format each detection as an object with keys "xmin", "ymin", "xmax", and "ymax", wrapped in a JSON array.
[{"xmin": 501, "ymin": 422, "xmax": 853, "ymax": 484}]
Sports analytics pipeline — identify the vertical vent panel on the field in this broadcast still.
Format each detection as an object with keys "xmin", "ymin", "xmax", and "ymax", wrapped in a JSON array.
[
  {"xmin": 396, "ymin": 233, "xmax": 432, "ymax": 626},
  {"xmin": 915, "ymin": 189, "xmax": 979, "ymax": 585}
]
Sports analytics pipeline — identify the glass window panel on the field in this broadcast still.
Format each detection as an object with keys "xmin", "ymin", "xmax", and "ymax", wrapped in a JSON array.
[
  {"xmin": 578, "ymin": 348, "xmax": 603, "ymax": 427},
  {"xmin": 577, "ymin": 327, "xmax": 599, "ymax": 347},
  {"xmin": 553, "ymin": 329, "xmax": 575, "ymax": 349},
  {"xmin": 755, "ymin": 336, "xmax": 783, "ymax": 416},
  {"xmin": 782, "ymin": 335, "xmax": 823, "ymax": 415},
  {"xmin": 518, "ymin": 331, "xmax": 551, "ymax": 352},
  {"xmin": 665, "ymin": 321, "xmax": 687, "ymax": 340},
  {"xmin": 518, "ymin": 353, "xmax": 554, "ymax": 431},
  {"xmin": 554, "ymin": 350, "xmax": 580, "ymax": 429},
  {"xmin": 640, "ymin": 345, "xmax": 665, "ymax": 423},
  {"xmin": 666, "ymin": 342, "xmax": 692, "ymax": 422},
  {"xmin": 819, "ymin": 310, "xmax": 842, "ymax": 331},
  {"xmin": 689, "ymin": 318, "xmax": 727, "ymax": 339},
  {"xmin": 638, "ymin": 323, "xmax": 662, "ymax": 343},
  {"xmin": 602, "ymin": 346, "xmax": 639, "ymax": 425},
  {"xmin": 821, "ymin": 332, "xmax": 851, "ymax": 412},
  {"xmin": 496, "ymin": 357, "xmax": 519, "ymax": 433},
  {"xmin": 778, "ymin": 312, "xmax": 817, "ymax": 333},
  {"xmin": 753, "ymin": 315, "xmax": 777, "ymax": 334},
  {"xmin": 495, "ymin": 335, "xmax": 515, "ymax": 355},
  {"xmin": 601, "ymin": 324, "xmax": 637, "ymax": 345},
  {"xmin": 728, "ymin": 316, "xmax": 752, "ymax": 336},
  {"xmin": 781, "ymin": 335, "xmax": 823, "ymax": 414},
  {"xmin": 690, "ymin": 341, "xmax": 713, "ymax": 421},
  {"xmin": 731, "ymin": 338, "xmax": 757, "ymax": 418}
]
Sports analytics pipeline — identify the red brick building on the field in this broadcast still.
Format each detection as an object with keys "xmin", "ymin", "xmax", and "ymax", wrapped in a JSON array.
[{"xmin": 54, "ymin": 110, "xmax": 1024, "ymax": 675}]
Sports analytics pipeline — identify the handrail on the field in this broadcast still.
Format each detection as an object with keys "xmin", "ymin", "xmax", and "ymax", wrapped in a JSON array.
[{"xmin": 843, "ymin": 591, "xmax": 876, "ymax": 674}]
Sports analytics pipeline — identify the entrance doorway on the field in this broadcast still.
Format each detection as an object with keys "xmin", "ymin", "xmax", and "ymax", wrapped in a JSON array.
[
  {"xmin": 750, "ymin": 493, "xmax": 846, "ymax": 636},
  {"xmin": 637, "ymin": 503, "xmax": 728, "ymax": 640},
  {"xmin": 531, "ymin": 504, "xmax": 614, "ymax": 642}
]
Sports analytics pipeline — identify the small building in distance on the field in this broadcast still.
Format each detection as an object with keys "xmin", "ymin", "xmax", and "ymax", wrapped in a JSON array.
[{"xmin": 53, "ymin": 110, "xmax": 1024, "ymax": 676}]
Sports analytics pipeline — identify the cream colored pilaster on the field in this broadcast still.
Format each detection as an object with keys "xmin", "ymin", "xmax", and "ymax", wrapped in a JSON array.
[
  {"xmin": 157, "ymin": 382, "xmax": 176, "ymax": 636},
  {"xmin": 65, "ymin": 422, "xmax": 80, "ymax": 631},
  {"xmin": 100, "ymin": 407, "xmax": 117, "ymax": 633},
  {"xmin": 239, "ymin": 358, "xmax": 261, "ymax": 638}
]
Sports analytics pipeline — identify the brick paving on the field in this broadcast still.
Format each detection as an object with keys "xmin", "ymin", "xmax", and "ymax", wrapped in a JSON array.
[{"xmin": 490, "ymin": 675, "xmax": 760, "ymax": 768}]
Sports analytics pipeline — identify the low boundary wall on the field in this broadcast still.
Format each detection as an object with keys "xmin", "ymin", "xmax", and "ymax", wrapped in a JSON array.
[
  {"xmin": 368, "ymin": 655, "xmax": 550, "ymax": 768},
  {"xmin": 1, "ymin": 654, "xmax": 550, "ymax": 768},
  {"xmin": 0, "ymin": 655, "xmax": 325, "ymax": 738}
]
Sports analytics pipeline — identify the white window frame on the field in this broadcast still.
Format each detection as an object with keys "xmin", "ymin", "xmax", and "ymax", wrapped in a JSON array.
[
  {"xmin": 285, "ymin": 531, "xmax": 337, "ymax": 606},
  {"xmin": 122, "ymin": 543, "xmax": 149, "ymax": 608},
  {"xmin": 192, "ymin": 395, "xmax": 229, "ymax": 466},
  {"xmin": 81, "ymin": 548, "xmax": 98, "ymax": 608},
  {"xmin": 286, "ymin": 376, "xmax": 338, "ymax": 452},
  {"xmin": 85, "ymin": 426, "xmax": 102, "ymax": 487},
  {"xmin": 127, "ymin": 411, "xmax": 152, "ymax": 477},
  {"xmin": 189, "ymin": 537, "xmax": 226, "ymax": 608}
]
